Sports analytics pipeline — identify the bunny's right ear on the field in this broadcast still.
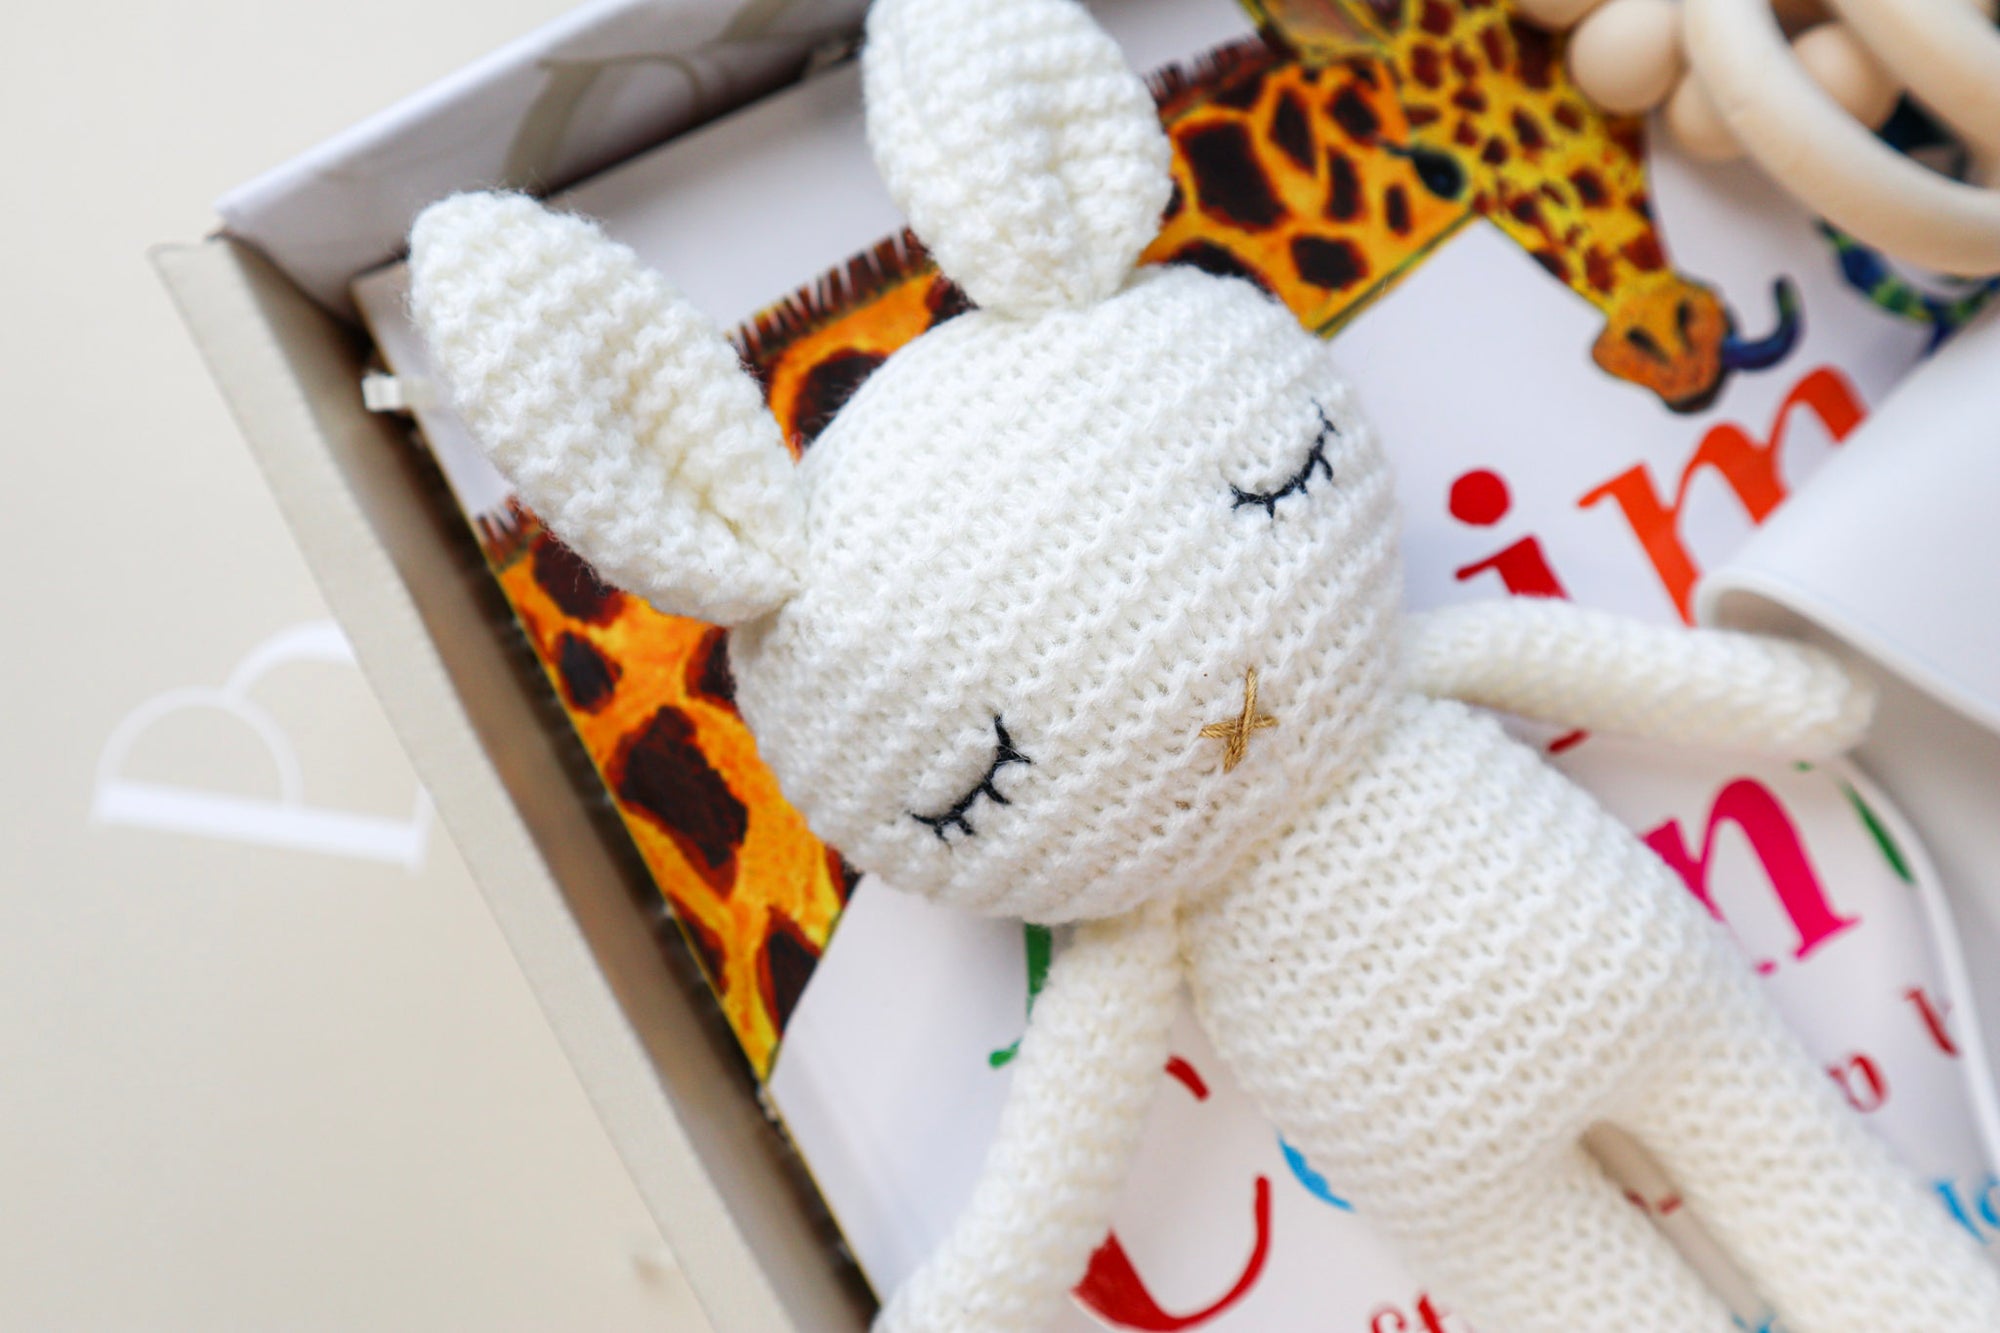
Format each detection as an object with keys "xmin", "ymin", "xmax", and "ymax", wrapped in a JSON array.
[
  {"xmin": 409, "ymin": 192, "xmax": 806, "ymax": 628},
  {"xmin": 863, "ymin": 0, "xmax": 1173, "ymax": 318}
]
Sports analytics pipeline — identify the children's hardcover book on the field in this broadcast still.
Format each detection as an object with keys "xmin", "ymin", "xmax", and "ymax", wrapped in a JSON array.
[{"xmin": 354, "ymin": 0, "xmax": 2000, "ymax": 1325}]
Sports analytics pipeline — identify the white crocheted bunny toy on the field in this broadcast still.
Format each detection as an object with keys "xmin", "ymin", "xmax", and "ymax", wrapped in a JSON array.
[{"xmin": 407, "ymin": 1, "xmax": 2000, "ymax": 1329}]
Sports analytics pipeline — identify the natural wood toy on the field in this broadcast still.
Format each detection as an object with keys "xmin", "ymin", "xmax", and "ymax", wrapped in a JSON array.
[{"xmin": 1518, "ymin": 0, "xmax": 2000, "ymax": 274}]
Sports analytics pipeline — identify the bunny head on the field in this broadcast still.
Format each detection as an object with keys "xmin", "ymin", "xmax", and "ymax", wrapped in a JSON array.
[{"xmin": 410, "ymin": 0, "xmax": 1402, "ymax": 924}]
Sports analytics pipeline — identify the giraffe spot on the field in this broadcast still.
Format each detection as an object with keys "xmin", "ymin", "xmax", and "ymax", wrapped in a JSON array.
[
  {"xmin": 1325, "ymin": 150, "xmax": 1365, "ymax": 221},
  {"xmin": 1183, "ymin": 121, "xmax": 1284, "ymax": 229},
  {"xmin": 1385, "ymin": 184, "xmax": 1413, "ymax": 236},
  {"xmin": 1164, "ymin": 178, "xmax": 1186, "ymax": 222},
  {"xmin": 1406, "ymin": 104, "xmax": 1442, "ymax": 128},
  {"xmin": 1585, "ymin": 246, "xmax": 1616, "ymax": 294},
  {"xmin": 1350, "ymin": 60, "xmax": 1383, "ymax": 89},
  {"xmin": 1552, "ymin": 98, "xmax": 1587, "ymax": 132},
  {"xmin": 672, "ymin": 907, "xmax": 732, "ymax": 999},
  {"xmin": 1540, "ymin": 181, "xmax": 1567, "ymax": 205},
  {"xmin": 1419, "ymin": 0, "xmax": 1453, "ymax": 35},
  {"xmin": 1622, "ymin": 235, "xmax": 1667, "ymax": 272},
  {"xmin": 1272, "ymin": 88, "xmax": 1315, "ymax": 170},
  {"xmin": 1451, "ymin": 45, "xmax": 1478, "ymax": 79},
  {"xmin": 615, "ymin": 706, "xmax": 748, "ymax": 891},
  {"xmin": 1410, "ymin": 43, "xmax": 1444, "ymax": 88},
  {"xmin": 1211, "ymin": 67, "xmax": 1267, "ymax": 111},
  {"xmin": 1451, "ymin": 88, "xmax": 1487, "ymax": 114},
  {"xmin": 532, "ymin": 535, "xmax": 625, "ymax": 625},
  {"xmin": 684, "ymin": 625, "xmax": 737, "ymax": 711},
  {"xmin": 1570, "ymin": 168, "xmax": 1609, "ymax": 207},
  {"xmin": 1512, "ymin": 108, "xmax": 1547, "ymax": 154},
  {"xmin": 925, "ymin": 276, "xmax": 973, "ymax": 327},
  {"xmin": 1480, "ymin": 24, "xmax": 1509, "ymax": 71},
  {"xmin": 1329, "ymin": 86, "xmax": 1381, "ymax": 142},
  {"xmin": 1168, "ymin": 239, "xmax": 1276, "ymax": 293},
  {"xmin": 1533, "ymin": 250, "xmax": 1569, "ymax": 282},
  {"xmin": 827, "ymin": 846, "xmax": 861, "ymax": 903},
  {"xmin": 1291, "ymin": 236, "xmax": 1370, "ymax": 291},
  {"xmin": 1509, "ymin": 195, "xmax": 1542, "ymax": 226},
  {"xmin": 1453, "ymin": 119, "xmax": 1480, "ymax": 149},
  {"xmin": 1629, "ymin": 191, "xmax": 1655, "ymax": 221},
  {"xmin": 759, "ymin": 912, "xmax": 821, "ymax": 1036},
  {"xmin": 1514, "ymin": 23, "xmax": 1558, "ymax": 88},
  {"xmin": 554, "ymin": 631, "xmax": 619, "ymax": 713},
  {"xmin": 792, "ymin": 349, "xmax": 885, "ymax": 447},
  {"xmin": 1481, "ymin": 136, "xmax": 1510, "ymax": 166}
]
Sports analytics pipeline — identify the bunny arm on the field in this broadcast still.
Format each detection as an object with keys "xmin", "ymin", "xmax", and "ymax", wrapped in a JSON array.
[
  {"xmin": 876, "ymin": 896, "xmax": 1182, "ymax": 1333},
  {"xmin": 1402, "ymin": 598, "xmax": 1876, "ymax": 758}
]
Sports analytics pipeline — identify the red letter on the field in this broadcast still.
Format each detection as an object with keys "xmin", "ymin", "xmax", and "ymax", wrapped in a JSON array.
[
  {"xmin": 1074, "ymin": 1179, "xmax": 1273, "ymax": 1330},
  {"xmin": 1907, "ymin": 986, "xmax": 1962, "ymax": 1058},
  {"xmin": 1828, "ymin": 1053, "xmax": 1889, "ymax": 1112},
  {"xmin": 1578, "ymin": 368, "xmax": 1864, "ymax": 621},
  {"xmin": 1643, "ymin": 778, "xmax": 1859, "ymax": 970},
  {"xmin": 1073, "ymin": 1058, "xmax": 1273, "ymax": 1329}
]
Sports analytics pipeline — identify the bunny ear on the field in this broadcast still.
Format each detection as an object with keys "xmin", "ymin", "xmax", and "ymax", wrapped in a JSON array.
[
  {"xmin": 863, "ymin": 0, "xmax": 1172, "ymax": 317},
  {"xmin": 409, "ymin": 193, "xmax": 806, "ymax": 628}
]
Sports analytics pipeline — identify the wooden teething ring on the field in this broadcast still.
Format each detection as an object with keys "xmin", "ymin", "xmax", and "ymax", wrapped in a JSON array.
[
  {"xmin": 1684, "ymin": 0, "xmax": 2000, "ymax": 275},
  {"xmin": 1520, "ymin": 0, "xmax": 2000, "ymax": 275}
]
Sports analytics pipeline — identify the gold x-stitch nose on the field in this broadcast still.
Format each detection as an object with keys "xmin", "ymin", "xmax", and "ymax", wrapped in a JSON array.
[{"xmin": 1199, "ymin": 667, "xmax": 1278, "ymax": 773}]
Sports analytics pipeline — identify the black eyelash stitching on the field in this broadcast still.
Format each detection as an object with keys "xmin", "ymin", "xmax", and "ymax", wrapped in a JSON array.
[
  {"xmin": 1232, "ymin": 404, "xmax": 1338, "ymax": 518},
  {"xmin": 910, "ymin": 716, "xmax": 1032, "ymax": 843}
]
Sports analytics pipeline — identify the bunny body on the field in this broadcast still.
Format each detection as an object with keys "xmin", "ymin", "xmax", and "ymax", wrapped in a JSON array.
[
  {"xmin": 1186, "ymin": 692, "xmax": 1828, "ymax": 1330},
  {"xmin": 407, "ymin": 0, "xmax": 2000, "ymax": 1327}
]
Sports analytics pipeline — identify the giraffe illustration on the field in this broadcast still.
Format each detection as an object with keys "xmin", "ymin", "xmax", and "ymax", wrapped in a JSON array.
[
  {"xmin": 456, "ymin": 4, "xmax": 1800, "ymax": 1076},
  {"xmin": 1233, "ymin": 0, "xmax": 1795, "ymax": 409},
  {"xmin": 477, "ymin": 503, "xmax": 853, "ymax": 1075}
]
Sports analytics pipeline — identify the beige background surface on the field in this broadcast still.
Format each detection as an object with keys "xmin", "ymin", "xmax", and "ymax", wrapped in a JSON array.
[{"xmin": 2, "ymin": 3, "xmax": 712, "ymax": 1328}]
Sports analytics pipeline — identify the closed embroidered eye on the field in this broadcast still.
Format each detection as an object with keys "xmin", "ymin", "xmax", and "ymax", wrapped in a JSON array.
[
  {"xmin": 910, "ymin": 716, "xmax": 1032, "ymax": 843},
  {"xmin": 1230, "ymin": 404, "xmax": 1337, "ymax": 518}
]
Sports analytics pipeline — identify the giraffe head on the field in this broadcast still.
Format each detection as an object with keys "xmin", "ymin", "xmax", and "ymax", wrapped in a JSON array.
[
  {"xmin": 1591, "ymin": 272, "xmax": 1730, "ymax": 413},
  {"xmin": 410, "ymin": 0, "xmax": 1403, "ymax": 923}
]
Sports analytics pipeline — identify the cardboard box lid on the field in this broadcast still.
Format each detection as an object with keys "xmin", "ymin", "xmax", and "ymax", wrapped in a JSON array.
[
  {"xmin": 218, "ymin": 0, "xmax": 866, "ymax": 315},
  {"xmin": 154, "ymin": 233, "xmax": 873, "ymax": 1333}
]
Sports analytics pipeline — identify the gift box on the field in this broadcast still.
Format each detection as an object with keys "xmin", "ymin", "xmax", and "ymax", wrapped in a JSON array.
[
  {"xmin": 160, "ymin": 4, "xmax": 876, "ymax": 1328},
  {"xmin": 161, "ymin": 1, "xmax": 2000, "ymax": 1327}
]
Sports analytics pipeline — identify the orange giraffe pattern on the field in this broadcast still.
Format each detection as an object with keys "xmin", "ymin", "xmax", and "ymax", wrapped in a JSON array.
[
  {"xmin": 464, "ymin": 3, "xmax": 1788, "ymax": 1077},
  {"xmin": 476, "ymin": 504, "xmax": 854, "ymax": 1076},
  {"xmin": 1241, "ymin": 0, "xmax": 1759, "ymax": 409}
]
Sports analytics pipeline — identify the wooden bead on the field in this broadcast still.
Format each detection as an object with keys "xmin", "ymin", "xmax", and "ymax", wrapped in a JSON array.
[
  {"xmin": 1569, "ymin": 0, "xmax": 1687, "ymax": 114},
  {"xmin": 1665, "ymin": 72, "xmax": 1745, "ymax": 161},
  {"xmin": 1791, "ymin": 22, "xmax": 1901, "ymax": 129},
  {"xmin": 1512, "ymin": 0, "xmax": 1614, "ymax": 32},
  {"xmin": 1771, "ymin": 0, "xmax": 1830, "ymax": 36}
]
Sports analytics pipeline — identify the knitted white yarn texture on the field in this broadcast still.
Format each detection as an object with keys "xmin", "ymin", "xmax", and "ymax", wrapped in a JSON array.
[
  {"xmin": 1186, "ymin": 692, "xmax": 2000, "ymax": 1333},
  {"xmin": 861, "ymin": 0, "xmax": 1172, "ymax": 317},
  {"xmin": 1404, "ymin": 597, "xmax": 1878, "ymax": 757},
  {"xmin": 403, "ymin": 0, "xmax": 2000, "ymax": 1328},
  {"xmin": 409, "ymin": 192, "xmax": 806, "ymax": 628},
  {"xmin": 876, "ymin": 897, "xmax": 1180, "ymax": 1333},
  {"xmin": 733, "ymin": 264, "xmax": 1401, "ymax": 924}
]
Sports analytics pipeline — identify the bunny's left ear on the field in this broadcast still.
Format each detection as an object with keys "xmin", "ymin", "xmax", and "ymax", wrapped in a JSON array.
[
  {"xmin": 409, "ymin": 192, "xmax": 806, "ymax": 628},
  {"xmin": 863, "ymin": 0, "xmax": 1173, "ymax": 318}
]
